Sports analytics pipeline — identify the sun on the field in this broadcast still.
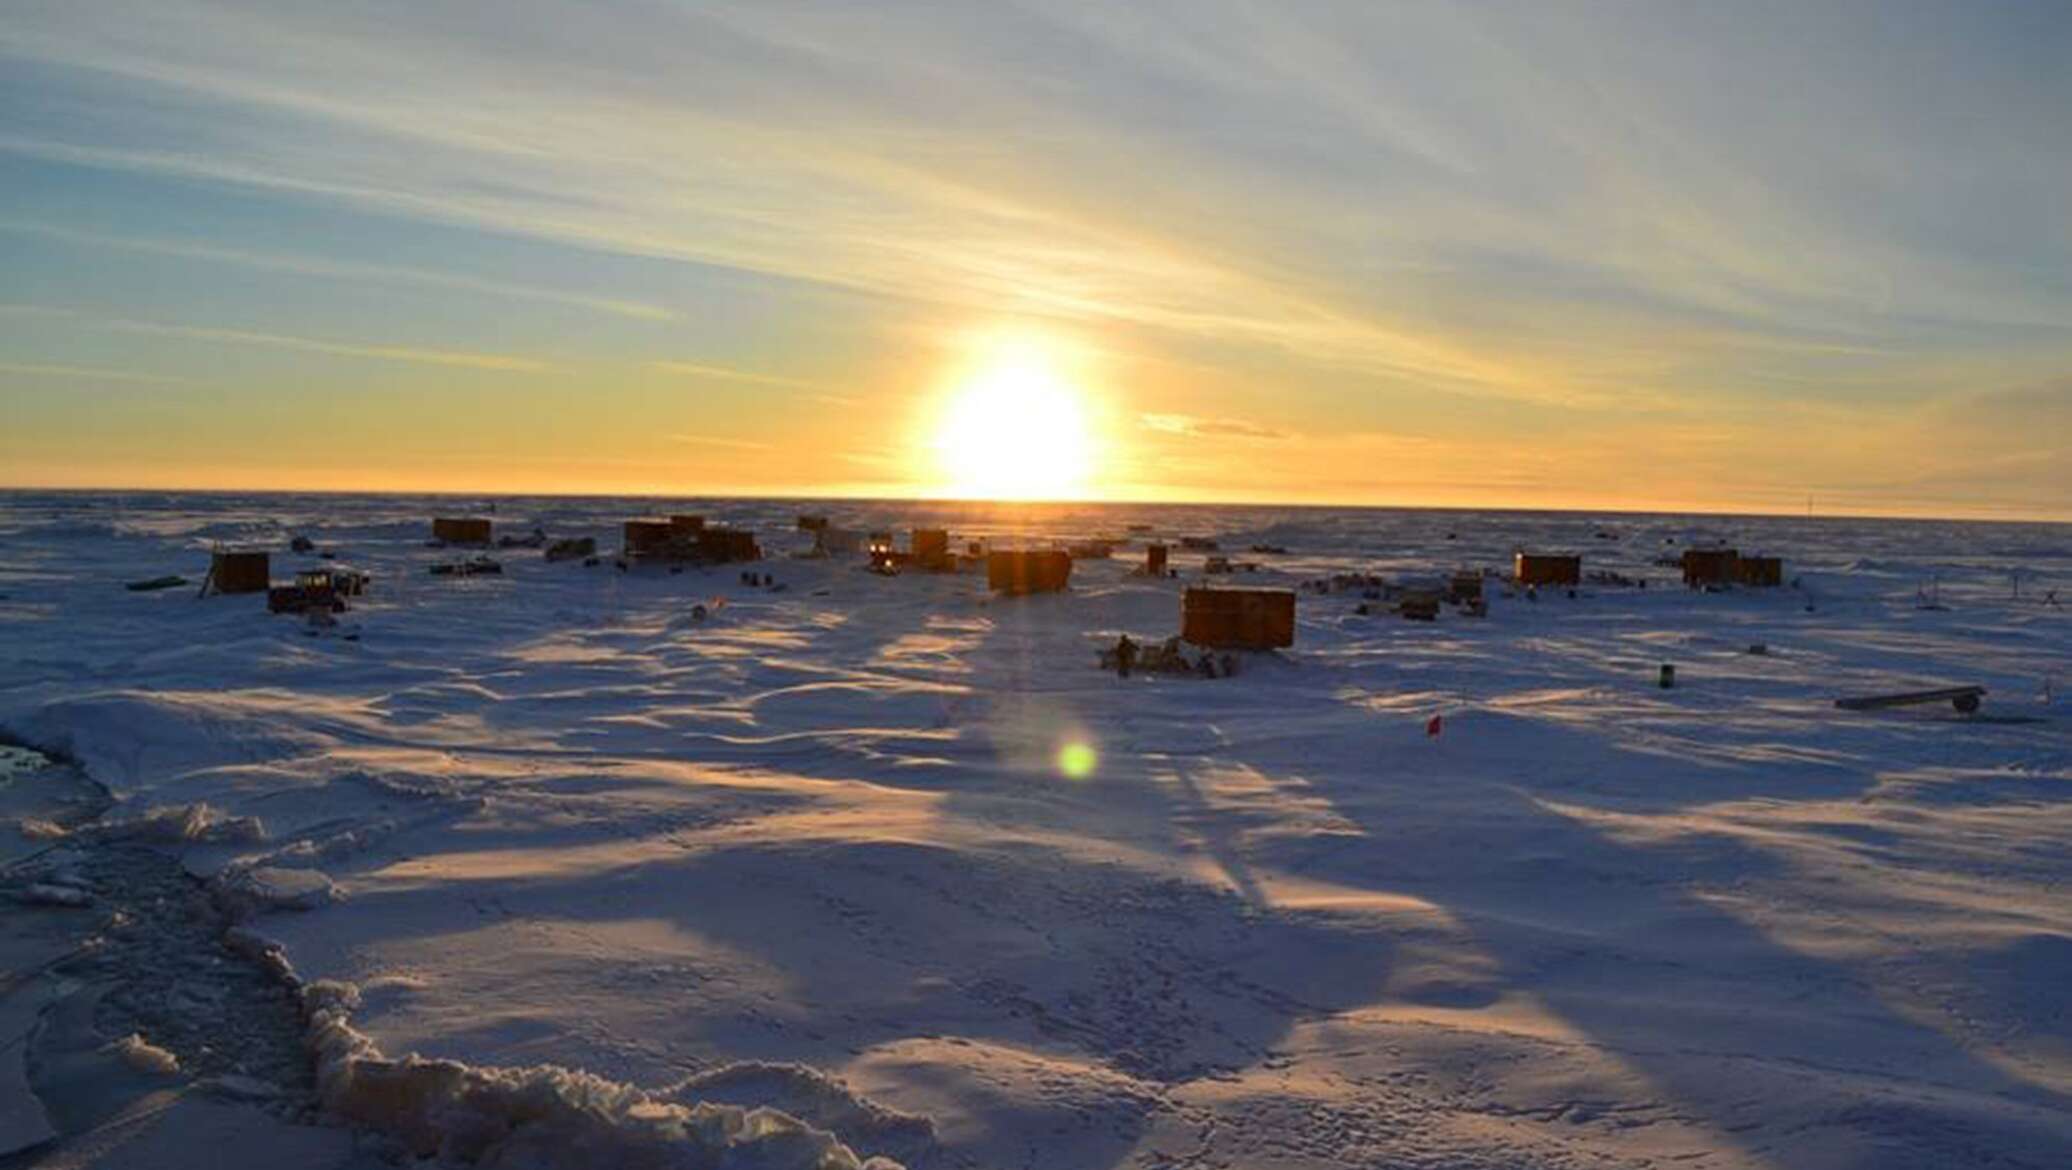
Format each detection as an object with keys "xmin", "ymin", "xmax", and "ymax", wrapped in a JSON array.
[{"xmin": 930, "ymin": 331, "xmax": 1098, "ymax": 500}]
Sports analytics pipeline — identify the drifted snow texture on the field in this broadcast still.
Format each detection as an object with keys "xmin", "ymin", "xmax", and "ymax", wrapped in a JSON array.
[
  {"xmin": 3, "ymin": 493, "xmax": 2068, "ymax": 1169},
  {"xmin": 296, "ymin": 977, "xmax": 905, "ymax": 1170}
]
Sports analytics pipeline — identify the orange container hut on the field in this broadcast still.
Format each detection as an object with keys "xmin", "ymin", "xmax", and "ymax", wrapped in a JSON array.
[
  {"xmin": 1735, "ymin": 555, "xmax": 1783, "ymax": 588},
  {"xmin": 1182, "ymin": 586, "xmax": 1296, "ymax": 649},
  {"xmin": 1145, "ymin": 543, "xmax": 1169, "ymax": 576},
  {"xmin": 208, "ymin": 550, "xmax": 271, "ymax": 595},
  {"xmin": 987, "ymin": 550, "xmax": 1072, "ymax": 594},
  {"xmin": 1514, "ymin": 553, "xmax": 1581, "ymax": 586},
  {"xmin": 432, "ymin": 517, "xmax": 493, "ymax": 545},
  {"xmin": 912, "ymin": 528, "xmax": 951, "ymax": 570},
  {"xmin": 1682, "ymin": 548, "xmax": 1740, "ymax": 588}
]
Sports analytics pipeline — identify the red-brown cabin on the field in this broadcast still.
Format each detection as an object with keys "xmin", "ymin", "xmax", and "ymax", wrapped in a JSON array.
[
  {"xmin": 1682, "ymin": 548, "xmax": 1740, "ymax": 588},
  {"xmin": 987, "ymin": 550, "xmax": 1072, "ymax": 594},
  {"xmin": 1514, "ymin": 553, "xmax": 1581, "ymax": 587},
  {"xmin": 1182, "ymin": 586, "xmax": 1296, "ymax": 649},
  {"xmin": 624, "ymin": 519, "xmax": 676, "ymax": 557},
  {"xmin": 432, "ymin": 517, "xmax": 493, "ymax": 546},
  {"xmin": 208, "ymin": 550, "xmax": 271, "ymax": 595},
  {"xmin": 912, "ymin": 528, "xmax": 951, "ymax": 570},
  {"xmin": 1735, "ymin": 555, "xmax": 1783, "ymax": 587},
  {"xmin": 696, "ymin": 526, "xmax": 760, "ymax": 563}
]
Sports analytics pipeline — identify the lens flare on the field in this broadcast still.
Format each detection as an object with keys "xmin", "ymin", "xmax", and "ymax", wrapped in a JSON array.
[{"xmin": 1056, "ymin": 740, "xmax": 1098, "ymax": 780}]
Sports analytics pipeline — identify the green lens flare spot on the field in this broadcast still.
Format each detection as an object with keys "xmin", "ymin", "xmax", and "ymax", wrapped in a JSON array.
[{"xmin": 1056, "ymin": 741, "xmax": 1098, "ymax": 780}]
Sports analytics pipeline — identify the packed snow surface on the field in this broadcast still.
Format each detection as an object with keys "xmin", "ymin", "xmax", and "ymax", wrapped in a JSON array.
[{"xmin": 1, "ymin": 491, "xmax": 2068, "ymax": 1168}]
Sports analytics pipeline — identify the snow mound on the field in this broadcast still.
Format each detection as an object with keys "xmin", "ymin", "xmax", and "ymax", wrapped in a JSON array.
[
  {"xmin": 22, "ymin": 881, "xmax": 92, "ymax": 907},
  {"xmin": 217, "ymin": 865, "xmax": 342, "ymax": 915},
  {"xmin": 15, "ymin": 817, "xmax": 68, "ymax": 840},
  {"xmin": 670, "ymin": 1061, "xmax": 937, "ymax": 1162},
  {"xmin": 108, "ymin": 1033, "xmax": 181, "ymax": 1076},
  {"xmin": 97, "ymin": 802, "xmax": 266, "ymax": 845},
  {"xmin": 21, "ymin": 690, "xmax": 335, "ymax": 794},
  {"xmin": 287, "ymin": 977, "xmax": 906, "ymax": 1168}
]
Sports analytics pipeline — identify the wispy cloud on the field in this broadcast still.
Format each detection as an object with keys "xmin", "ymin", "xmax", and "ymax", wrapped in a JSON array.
[
  {"xmin": 0, "ymin": 11, "xmax": 1586, "ymax": 404},
  {"xmin": 665, "ymin": 433, "xmax": 771, "ymax": 452},
  {"xmin": 0, "ymin": 220, "xmax": 673, "ymax": 321},
  {"xmin": 106, "ymin": 320, "xmax": 546, "ymax": 371},
  {"xmin": 649, "ymin": 361, "xmax": 821, "ymax": 391},
  {"xmin": 1139, "ymin": 413, "xmax": 1287, "ymax": 441},
  {"xmin": 0, "ymin": 361, "xmax": 194, "ymax": 385}
]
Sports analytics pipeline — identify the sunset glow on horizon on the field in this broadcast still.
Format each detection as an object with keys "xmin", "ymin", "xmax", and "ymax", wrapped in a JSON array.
[{"xmin": 2, "ymin": 3, "xmax": 2068, "ymax": 520}]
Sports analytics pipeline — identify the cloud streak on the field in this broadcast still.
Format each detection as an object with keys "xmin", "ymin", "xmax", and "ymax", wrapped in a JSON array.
[
  {"xmin": 0, "ymin": 219, "xmax": 673, "ymax": 321},
  {"xmin": 105, "ymin": 320, "xmax": 546, "ymax": 371},
  {"xmin": 665, "ymin": 433, "xmax": 772, "ymax": 452},
  {"xmin": 649, "ymin": 361, "xmax": 822, "ymax": 392},
  {"xmin": 1139, "ymin": 413, "xmax": 1287, "ymax": 441},
  {"xmin": 0, "ymin": 361, "xmax": 195, "ymax": 385}
]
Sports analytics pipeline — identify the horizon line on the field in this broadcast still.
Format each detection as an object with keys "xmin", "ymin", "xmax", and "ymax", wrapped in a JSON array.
[{"xmin": 0, "ymin": 482, "xmax": 2064, "ymax": 528}]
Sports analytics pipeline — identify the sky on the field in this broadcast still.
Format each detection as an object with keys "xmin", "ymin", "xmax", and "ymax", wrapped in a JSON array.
[{"xmin": 2, "ymin": 1, "xmax": 2068, "ymax": 518}]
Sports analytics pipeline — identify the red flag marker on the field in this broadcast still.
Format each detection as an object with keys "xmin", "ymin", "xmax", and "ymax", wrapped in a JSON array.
[{"xmin": 1426, "ymin": 714, "xmax": 1444, "ymax": 738}]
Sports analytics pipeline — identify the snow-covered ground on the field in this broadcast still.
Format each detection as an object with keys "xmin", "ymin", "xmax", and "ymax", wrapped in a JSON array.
[{"xmin": 2, "ymin": 491, "xmax": 2067, "ymax": 1168}]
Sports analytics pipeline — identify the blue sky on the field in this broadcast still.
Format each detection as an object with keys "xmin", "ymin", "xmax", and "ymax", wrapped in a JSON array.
[{"xmin": 2, "ymin": 1, "xmax": 2067, "ymax": 516}]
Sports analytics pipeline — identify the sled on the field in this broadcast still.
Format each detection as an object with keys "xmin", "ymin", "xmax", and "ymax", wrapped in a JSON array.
[{"xmin": 1834, "ymin": 686, "xmax": 1984, "ymax": 714}]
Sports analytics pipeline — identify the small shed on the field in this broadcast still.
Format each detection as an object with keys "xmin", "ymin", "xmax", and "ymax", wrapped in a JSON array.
[
  {"xmin": 1447, "ymin": 571, "xmax": 1484, "ymax": 604},
  {"xmin": 1515, "ymin": 553, "xmax": 1581, "ymax": 586},
  {"xmin": 987, "ymin": 550, "xmax": 1072, "ymax": 595},
  {"xmin": 1735, "ymin": 555, "xmax": 1783, "ymax": 588},
  {"xmin": 912, "ymin": 528, "xmax": 951, "ymax": 570},
  {"xmin": 696, "ymin": 527, "xmax": 760, "ymax": 563},
  {"xmin": 432, "ymin": 517, "xmax": 493, "ymax": 546},
  {"xmin": 208, "ymin": 550, "xmax": 271, "ymax": 595},
  {"xmin": 624, "ymin": 519, "xmax": 676, "ymax": 557},
  {"xmin": 1182, "ymin": 586, "xmax": 1296, "ymax": 649},
  {"xmin": 1682, "ymin": 548, "xmax": 1740, "ymax": 588},
  {"xmin": 1144, "ymin": 543, "xmax": 1169, "ymax": 576},
  {"xmin": 1399, "ymin": 589, "xmax": 1442, "ymax": 622}
]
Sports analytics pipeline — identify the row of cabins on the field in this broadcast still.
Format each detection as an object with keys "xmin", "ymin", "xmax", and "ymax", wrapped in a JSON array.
[
  {"xmin": 1679, "ymin": 547, "xmax": 1784, "ymax": 588},
  {"xmin": 434, "ymin": 514, "xmax": 764, "ymax": 565},
  {"xmin": 204, "ymin": 508, "xmax": 763, "ymax": 595},
  {"xmin": 219, "ymin": 517, "xmax": 1778, "ymax": 656},
  {"xmin": 200, "ymin": 549, "xmax": 365, "ymax": 613},
  {"xmin": 1177, "ymin": 544, "xmax": 1783, "ymax": 652},
  {"xmin": 867, "ymin": 527, "xmax": 958, "ymax": 573},
  {"xmin": 1515, "ymin": 549, "xmax": 1782, "ymax": 589},
  {"xmin": 622, "ymin": 514, "xmax": 761, "ymax": 564}
]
